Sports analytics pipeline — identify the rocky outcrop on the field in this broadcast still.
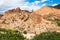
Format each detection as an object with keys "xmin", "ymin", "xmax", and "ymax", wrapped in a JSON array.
[{"xmin": 0, "ymin": 6, "xmax": 60, "ymax": 35}]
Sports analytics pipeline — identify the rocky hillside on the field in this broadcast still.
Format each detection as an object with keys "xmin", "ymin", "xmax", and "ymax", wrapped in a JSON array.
[
  {"xmin": 34, "ymin": 5, "xmax": 60, "ymax": 16},
  {"xmin": 0, "ymin": 5, "xmax": 60, "ymax": 36}
]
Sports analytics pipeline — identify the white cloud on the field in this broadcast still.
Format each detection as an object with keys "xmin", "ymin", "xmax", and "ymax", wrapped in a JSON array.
[
  {"xmin": 0, "ymin": 0, "xmax": 4, "ymax": 6},
  {"xmin": 52, "ymin": 4, "xmax": 58, "ymax": 6},
  {"xmin": 3, "ymin": 0, "xmax": 25, "ymax": 6},
  {"xmin": 0, "ymin": 0, "xmax": 42, "ymax": 11},
  {"xmin": 32, "ymin": 1, "xmax": 40, "ymax": 5},
  {"xmin": 41, "ymin": 0, "xmax": 47, "ymax": 2},
  {"xmin": 19, "ymin": 1, "xmax": 41, "ymax": 11},
  {"xmin": 0, "ymin": 0, "xmax": 47, "ymax": 12}
]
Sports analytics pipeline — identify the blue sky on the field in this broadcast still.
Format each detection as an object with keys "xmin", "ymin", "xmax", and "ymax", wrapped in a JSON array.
[{"xmin": 0, "ymin": 0, "xmax": 60, "ymax": 12}]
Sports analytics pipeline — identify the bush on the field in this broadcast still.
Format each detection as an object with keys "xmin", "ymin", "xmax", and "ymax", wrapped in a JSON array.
[
  {"xmin": 32, "ymin": 32, "xmax": 60, "ymax": 40},
  {"xmin": 54, "ymin": 19, "xmax": 60, "ymax": 26},
  {"xmin": 0, "ymin": 28, "xmax": 25, "ymax": 40}
]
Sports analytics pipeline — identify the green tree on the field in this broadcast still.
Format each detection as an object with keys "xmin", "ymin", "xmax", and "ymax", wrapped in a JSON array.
[
  {"xmin": 0, "ymin": 28, "xmax": 25, "ymax": 40},
  {"xmin": 32, "ymin": 32, "xmax": 60, "ymax": 40}
]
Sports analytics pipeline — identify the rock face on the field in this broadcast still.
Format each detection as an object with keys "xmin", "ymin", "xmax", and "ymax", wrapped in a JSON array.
[{"xmin": 0, "ymin": 5, "xmax": 60, "ymax": 35}]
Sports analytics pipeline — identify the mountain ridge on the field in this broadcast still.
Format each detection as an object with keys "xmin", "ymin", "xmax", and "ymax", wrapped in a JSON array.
[
  {"xmin": 0, "ymin": 5, "xmax": 60, "ymax": 36},
  {"xmin": 34, "ymin": 5, "xmax": 60, "ymax": 15}
]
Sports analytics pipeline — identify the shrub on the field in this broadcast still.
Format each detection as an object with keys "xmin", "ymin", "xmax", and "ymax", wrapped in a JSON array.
[
  {"xmin": 32, "ymin": 32, "xmax": 60, "ymax": 40},
  {"xmin": 54, "ymin": 19, "xmax": 60, "ymax": 26},
  {"xmin": 0, "ymin": 28, "xmax": 25, "ymax": 40}
]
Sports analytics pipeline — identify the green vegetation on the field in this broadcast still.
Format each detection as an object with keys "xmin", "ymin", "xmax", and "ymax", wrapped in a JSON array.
[
  {"xmin": 54, "ymin": 19, "xmax": 60, "ymax": 26},
  {"xmin": 32, "ymin": 32, "xmax": 60, "ymax": 40},
  {"xmin": 0, "ymin": 28, "xmax": 25, "ymax": 40}
]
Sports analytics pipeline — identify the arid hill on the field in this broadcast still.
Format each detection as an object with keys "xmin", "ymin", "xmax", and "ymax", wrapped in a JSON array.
[
  {"xmin": 0, "ymin": 5, "xmax": 60, "ymax": 39},
  {"xmin": 34, "ymin": 5, "xmax": 60, "ymax": 15}
]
